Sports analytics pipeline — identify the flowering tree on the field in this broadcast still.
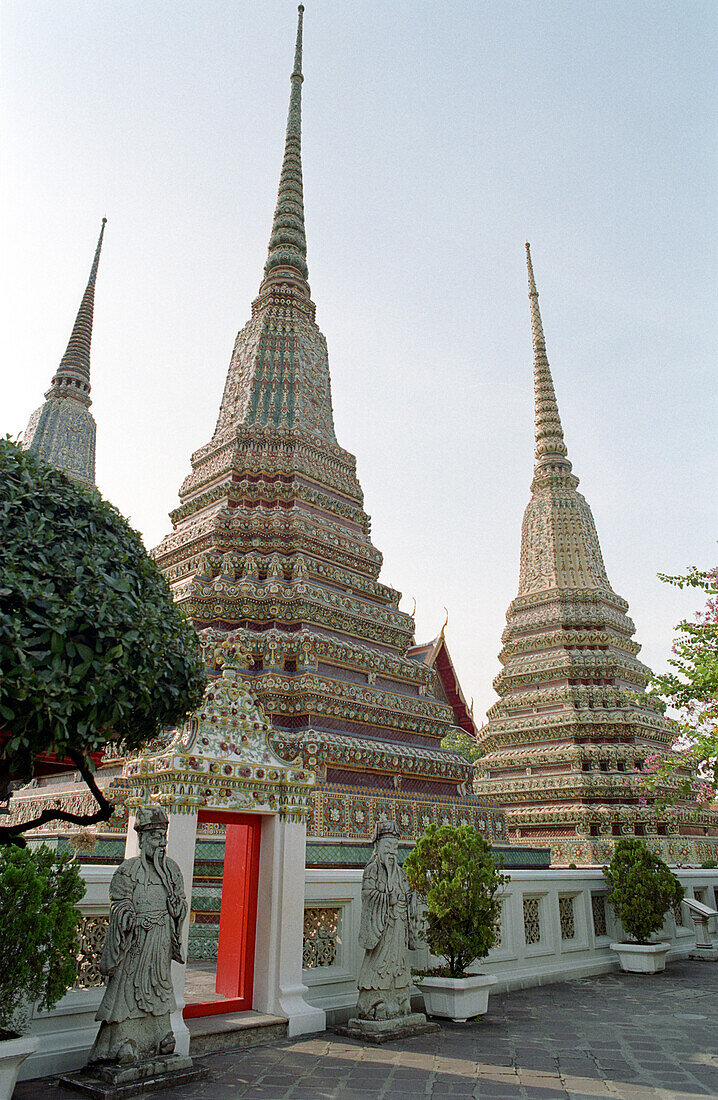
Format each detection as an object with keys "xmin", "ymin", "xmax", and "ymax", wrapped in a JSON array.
[{"xmin": 639, "ymin": 566, "xmax": 717, "ymax": 809}]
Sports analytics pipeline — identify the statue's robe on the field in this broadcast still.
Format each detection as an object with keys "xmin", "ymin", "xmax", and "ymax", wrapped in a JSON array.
[
  {"xmin": 90, "ymin": 855, "xmax": 186, "ymax": 1063},
  {"xmin": 356, "ymin": 855, "xmax": 420, "ymax": 1020}
]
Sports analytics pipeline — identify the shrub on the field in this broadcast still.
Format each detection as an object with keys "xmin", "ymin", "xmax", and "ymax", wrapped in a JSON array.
[
  {"xmin": 403, "ymin": 823, "xmax": 506, "ymax": 978},
  {"xmin": 0, "ymin": 845, "xmax": 85, "ymax": 1036},
  {"xmin": 603, "ymin": 838, "xmax": 683, "ymax": 944}
]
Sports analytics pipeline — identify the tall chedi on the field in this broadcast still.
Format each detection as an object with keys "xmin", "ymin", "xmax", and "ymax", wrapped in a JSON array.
[
  {"xmin": 153, "ymin": 7, "xmax": 507, "ymax": 866},
  {"xmin": 475, "ymin": 244, "xmax": 718, "ymax": 866},
  {"xmin": 23, "ymin": 219, "xmax": 107, "ymax": 487}
]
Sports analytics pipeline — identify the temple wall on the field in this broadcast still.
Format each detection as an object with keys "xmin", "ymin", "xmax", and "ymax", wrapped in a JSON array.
[{"xmin": 18, "ymin": 865, "xmax": 718, "ymax": 1080}]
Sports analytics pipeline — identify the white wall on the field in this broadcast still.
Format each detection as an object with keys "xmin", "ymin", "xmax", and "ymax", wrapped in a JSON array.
[{"xmin": 302, "ymin": 868, "xmax": 718, "ymax": 1017}]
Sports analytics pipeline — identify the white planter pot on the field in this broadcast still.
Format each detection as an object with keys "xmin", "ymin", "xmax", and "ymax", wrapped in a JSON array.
[
  {"xmin": 0, "ymin": 1034, "xmax": 39, "ymax": 1100},
  {"xmin": 417, "ymin": 973, "xmax": 497, "ymax": 1023},
  {"xmin": 610, "ymin": 941, "xmax": 670, "ymax": 974}
]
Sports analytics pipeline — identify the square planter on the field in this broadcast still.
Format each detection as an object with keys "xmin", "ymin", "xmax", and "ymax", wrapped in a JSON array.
[
  {"xmin": 0, "ymin": 1034, "xmax": 39, "ymax": 1100},
  {"xmin": 610, "ymin": 941, "xmax": 670, "ymax": 974},
  {"xmin": 416, "ymin": 973, "xmax": 497, "ymax": 1022}
]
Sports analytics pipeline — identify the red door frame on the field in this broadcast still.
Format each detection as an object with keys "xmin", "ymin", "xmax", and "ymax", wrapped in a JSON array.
[{"xmin": 183, "ymin": 810, "xmax": 262, "ymax": 1018}]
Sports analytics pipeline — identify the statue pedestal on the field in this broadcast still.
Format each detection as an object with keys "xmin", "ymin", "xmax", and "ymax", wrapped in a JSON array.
[
  {"xmin": 336, "ymin": 1013, "xmax": 440, "ymax": 1045},
  {"xmin": 690, "ymin": 944, "xmax": 718, "ymax": 961},
  {"xmin": 59, "ymin": 1053, "xmax": 208, "ymax": 1098}
]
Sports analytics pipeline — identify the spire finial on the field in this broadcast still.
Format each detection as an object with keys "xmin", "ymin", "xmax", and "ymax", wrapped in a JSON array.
[
  {"xmin": 525, "ymin": 243, "xmax": 573, "ymax": 484},
  {"xmin": 294, "ymin": 6, "xmax": 305, "ymax": 75},
  {"xmin": 262, "ymin": 5, "xmax": 308, "ymax": 287},
  {"xmin": 47, "ymin": 217, "xmax": 107, "ymax": 406}
]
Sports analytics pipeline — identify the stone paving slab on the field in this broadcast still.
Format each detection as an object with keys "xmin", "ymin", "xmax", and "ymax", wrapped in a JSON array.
[{"xmin": 18, "ymin": 960, "xmax": 718, "ymax": 1100}]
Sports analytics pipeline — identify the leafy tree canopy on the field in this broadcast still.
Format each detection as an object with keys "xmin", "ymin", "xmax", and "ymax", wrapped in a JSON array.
[
  {"xmin": 0, "ymin": 439, "xmax": 206, "ymax": 843},
  {"xmin": 404, "ymin": 823, "xmax": 505, "ymax": 978},
  {"xmin": 640, "ymin": 566, "xmax": 717, "ymax": 807},
  {"xmin": 440, "ymin": 728, "xmax": 482, "ymax": 764}
]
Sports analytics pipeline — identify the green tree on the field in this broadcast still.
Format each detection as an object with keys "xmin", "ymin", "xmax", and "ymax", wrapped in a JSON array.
[
  {"xmin": 440, "ymin": 728, "xmax": 482, "ymax": 764},
  {"xmin": 403, "ymin": 823, "xmax": 505, "ymax": 978},
  {"xmin": 0, "ymin": 845, "xmax": 85, "ymax": 1035},
  {"xmin": 0, "ymin": 439, "xmax": 206, "ymax": 845},
  {"xmin": 603, "ymin": 837, "xmax": 683, "ymax": 944},
  {"xmin": 639, "ymin": 566, "xmax": 717, "ymax": 807}
]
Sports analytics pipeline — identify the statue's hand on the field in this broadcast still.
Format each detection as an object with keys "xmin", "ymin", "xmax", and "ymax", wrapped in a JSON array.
[
  {"xmin": 120, "ymin": 908, "xmax": 135, "ymax": 934},
  {"xmin": 167, "ymin": 895, "xmax": 184, "ymax": 920}
]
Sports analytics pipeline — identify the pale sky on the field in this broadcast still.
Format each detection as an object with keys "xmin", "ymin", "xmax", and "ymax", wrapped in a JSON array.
[{"xmin": 2, "ymin": 0, "xmax": 716, "ymax": 723}]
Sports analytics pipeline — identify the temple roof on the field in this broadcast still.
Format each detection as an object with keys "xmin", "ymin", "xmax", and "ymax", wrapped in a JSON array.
[{"xmin": 408, "ymin": 630, "xmax": 477, "ymax": 738}]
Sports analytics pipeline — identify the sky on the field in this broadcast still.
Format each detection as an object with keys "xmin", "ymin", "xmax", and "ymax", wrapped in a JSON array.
[{"xmin": 2, "ymin": 0, "xmax": 716, "ymax": 724}]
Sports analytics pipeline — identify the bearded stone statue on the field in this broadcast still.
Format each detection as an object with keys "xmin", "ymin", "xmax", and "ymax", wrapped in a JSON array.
[
  {"xmin": 356, "ymin": 819, "xmax": 423, "ymax": 1020},
  {"xmin": 339, "ymin": 819, "xmax": 437, "ymax": 1042},
  {"xmin": 89, "ymin": 806, "xmax": 187, "ymax": 1066}
]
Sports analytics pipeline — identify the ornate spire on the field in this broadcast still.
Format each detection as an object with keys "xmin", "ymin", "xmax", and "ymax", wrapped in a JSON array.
[
  {"xmin": 470, "ymin": 247, "xmax": 699, "ymax": 867},
  {"xmin": 516, "ymin": 244, "xmax": 609, "ymax": 594},
  {"xmin": 262, "ymin": 6, "xmax": 308, "ymax": 287},
  {"xmin": 210, "ymin": 4, "xmax": 337, "ymax": 442},
  {"xmin": 47, "ymin": 218, "xmax": 107, "ymax": 408},
  {"xmin": 525, "ymin": 242, "xmax": 573, "ymax": 486},
  {"xmin": 22, "ymin": 219, "xmax": 106, "ymax": 487}
]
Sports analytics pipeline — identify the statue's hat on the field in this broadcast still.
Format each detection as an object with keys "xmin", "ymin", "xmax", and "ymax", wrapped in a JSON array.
[
  {"xmin": 134, "ymin": 805, "xmax": 169, "ymax": 833},
  {"xmin": 373, "ymin": 817, "xmax": 399, "ymax": 842}
]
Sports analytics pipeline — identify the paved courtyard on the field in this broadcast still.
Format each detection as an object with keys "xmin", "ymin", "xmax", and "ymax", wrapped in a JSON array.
[{"xmin": 23, "ymin": 960, "xmax": 718, "ymax": 1100}]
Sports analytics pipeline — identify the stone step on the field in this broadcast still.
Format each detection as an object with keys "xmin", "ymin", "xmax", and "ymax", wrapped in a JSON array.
[{"xmin": 187, "ymin": 1011, "xmax": 288, "ymax": 1056}]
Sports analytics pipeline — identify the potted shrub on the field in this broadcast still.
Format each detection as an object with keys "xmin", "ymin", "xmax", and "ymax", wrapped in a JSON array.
[
  {"xmin": 404, "ymin": 823, "xmax": 506, "ymax": 1022},
  {"xmin": 603, "ymin": 837, "xmax": 684, "ymax": 973},
  {"xmin": 0, "ymin": 845, "xmax": 85, "ymax": 1097}
]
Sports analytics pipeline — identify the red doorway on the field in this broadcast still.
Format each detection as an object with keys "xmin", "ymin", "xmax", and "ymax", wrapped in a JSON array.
[{"xmin": 183, "ymin": 811, "xmax": 262, "ymax": 1018}]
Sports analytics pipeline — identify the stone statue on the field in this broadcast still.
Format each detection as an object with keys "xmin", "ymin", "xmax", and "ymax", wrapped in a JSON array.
[
  {"xmin": 89, "ymin": 806, "xmax": 187, "ymax": 1066},
  {"xmin": 356, "ymin": 820, "xmax": 423, "ymax": 1021}
]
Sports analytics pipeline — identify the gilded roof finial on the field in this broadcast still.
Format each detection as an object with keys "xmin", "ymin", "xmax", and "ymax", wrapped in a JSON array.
[
  {"xmin": 263, "ymin": 5, "xmax": 308, "ymax": 286},
  {"xmin": 525, "ymin": 243, "xmax": 573, "ymax": 484}
]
